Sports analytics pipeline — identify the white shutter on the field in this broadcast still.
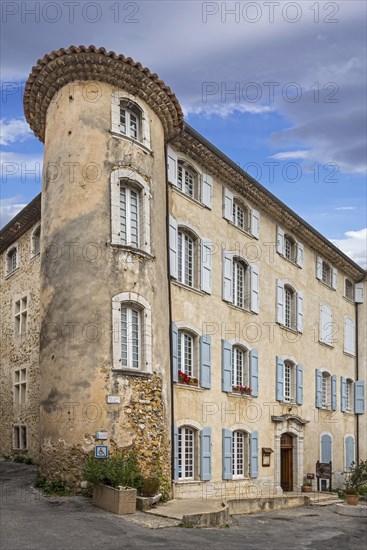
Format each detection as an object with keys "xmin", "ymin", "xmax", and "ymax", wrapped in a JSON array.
[
  {"xmin": 296, "ymin": 291, "xmax": 304, "ymax": 333},
  {"xmin": 276, "ymin": 279, "xmax": 285, "ymax": 325},
  {"xmin": 111, "ymin": 96, "xmax": 120, "ymax": 133},
  {"xmin": 222, "ymin": 250, "xmax": 233, "ymax": 302},
  {"xmin": 355, "ymin": 282, "xmax": 364, "ymax": 303},
  {"xmin": 251, "ymin": 209, "xmax": 260, "ymax": 239},
  {"xmin": 316, "ymin": 255, "xmax": 323, "ymax": 279},
  {"xmin": 169, "ymin": 216, "xmax": 178, "ymax": 278},
  {"xmin": 250, "ymin": 265, "xmax": 260, "ymax": 314},
  {"xmin": 201, "ymin": 174, "xmax": 213, "ymax": 209},
  {"xmin": 167, "ymin": 146, "xmax": 178, "ymax": 186},
  {"xmin": 277, "ymin": 226, "xmax": 285, "ymax": 255},
  {"xmin": 141, "ymin": 111, "xmax": 151, "ymax": 149},
  {"xmin": 223, "ymin": 187, "xmax": 233, "ymax": 221},
  {"xmin": 344, "ymin": 317, "xmax": 356, "ymax": 355},
  {"xmin": 332, "ymin": 267, "xmax": 338, "ymax": 290},
  {"xmin": 201, "ymin": 239, "xmax": 212, "ymax": 294},
  {"xmin": 320, "ymin": 304, "xmax": 333, "ymax": 346},
  {"xmin": 296, "ymin": 242, "xmax": 304, "ymax": 268}
]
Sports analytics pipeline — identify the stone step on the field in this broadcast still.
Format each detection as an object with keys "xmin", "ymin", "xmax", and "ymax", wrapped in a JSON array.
[{"xmin": 311, "ymin": 499, "xmax": 344, "ymax": 507}]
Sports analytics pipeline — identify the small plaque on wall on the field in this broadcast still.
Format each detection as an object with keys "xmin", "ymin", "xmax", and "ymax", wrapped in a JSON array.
[
  {"xmin": 107, "ymin": 396, "xmax": 121, "ymax": 404},
  {"xmin": 96, "ymin": 431, "xmax": 108, "ymax": 440}
]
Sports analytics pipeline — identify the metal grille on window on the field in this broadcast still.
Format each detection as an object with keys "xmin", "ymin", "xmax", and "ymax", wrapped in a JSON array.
[
  {"xmin": 233, "ymin": 260, "xmax": 245, "ymax": 308},
  {"xmin": 233, "ymin": 431, "xmax": 245, "ymax": 477},
  {"xmin": 178, "ymin": 231, "xmax": 194, "ymax": 287},
  {"xmin": 121, "ymin": 306, "xmax": 140, "ymax": 369},
  {"xmin": 178, "ymin": 427, "xmax": 194, "ymax": 480}
]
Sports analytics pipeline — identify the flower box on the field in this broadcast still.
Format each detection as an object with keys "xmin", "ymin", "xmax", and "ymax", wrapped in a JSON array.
[
  {"xmin": 93, "ymin": 483, "xmax": 137, "ymax": 515},
  {"xmin": 232, "ymin": 385, "xmax": 252, "ymax": 396},
  {"xmin": 178, "ymin": 371, "xmax": 198, "ymax": 387}
]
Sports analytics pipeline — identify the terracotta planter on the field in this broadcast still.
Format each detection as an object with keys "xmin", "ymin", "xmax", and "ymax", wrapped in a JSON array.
[
  {"xmin": 93, "ymin": 484, "xmax": 137, "ymax": 514},
  {"xmin": 302, "ymin": 486, "xmax": 313, "ymax": 493},
  {"xmin": 346, "ymin": 494, "xmax": 359, "ymax": 506}
]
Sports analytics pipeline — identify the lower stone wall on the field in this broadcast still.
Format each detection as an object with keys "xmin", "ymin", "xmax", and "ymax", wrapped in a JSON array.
[{"xmin": 174, "ymin": 479, "xmax": 284, "ymax": 500}]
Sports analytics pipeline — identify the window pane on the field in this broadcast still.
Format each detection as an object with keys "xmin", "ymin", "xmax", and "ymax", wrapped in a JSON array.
[
  {"xmin": 233, "ymin": 431, "xmax": 245, "ymax": 476},
  {"xmin": 233, "ymin": 261, "xmax": 245, "ymax": 308},
  {"xmin": 121, "ymin": 307, "xmax": 128, "ymax": 366},
  {"xmin": 120, "ymin": 108, "xmax": 127, "ymax": 134},
  {"xmin": 129, "ymin": 112, "xmax": 138, "ymax": 139},
  {"xmin": 131, "ymin": 309, "xmax": 139, "ymax": 369},
  {"xmin": 130, "ymin": 189, "xmax": 139, "ymax": 246},
  {"xmin": 178, "ymin": 427, "xmax": 194, "ymax": 480},
  {"xmin": 120, "ymin": 187, "xmax": 127, "ymax": 245}
]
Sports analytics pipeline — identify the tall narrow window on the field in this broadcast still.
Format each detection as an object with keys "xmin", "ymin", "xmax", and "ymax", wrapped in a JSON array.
[
  {"xmin": 119, "ymin": 100, "xmax": 142, "ymax": 141},
  {"xmin": 322, "ymin": 372, "xmax": 331, "ymax": 409},
  {"xmin": 15, "ymin": 296, "xmax": 28, "ymax": 336},
  {"xmin": 121, "ymin": 305, "xmax": 140, "ymax": 369},
  {"xmin": 178, "ymin": 427, "xmax": 195, "ymax": 480},
  {"xmin": 31, "ymin": 225, "xmax": 41, "ymax": 256},
  {"xmin": 345, "ymin": 279, "xmax": 354, "ymax": 301},
  {"xmin": 232, "ymin": 346, "xmax": 249, "ymax": 388},
  {"xmin": 177, "ymin": 162, "xmax": 197, "ymax": 199},
  {"xmin": 232, "ymin": 431, "xmax": 249, "ymax": 478},
  {"xmin": 13, "ymin": 425, "xmax": 27, "ymax": 450},
  {"xmin": 322, "ymin": 261, "xmax": 332, "ymax": 286},
  {"xmin": 120, "ymin": 184, "xmax": 140, "ymax": 247},
  {"xmin": 346, "ymin": 379, "xmax": 354, "ymax": 413},
  {"xmin": 284, "ymin": 235, "xmax": 296, "ymax": 262},
  {"xmin": 232, "ymin": 259, "xmax": 248, "ymax": 309},
  {"xmin": 14, "ymin": 368, "xmax": 27, "ymax": 404},
  {"xmin": 178, "ymin": 230, "xmax": 195, "ymax": 287},
  {"xmin": 284, "ymin": 285, "xmax": 296, "ymax": 330},
  {"xmin": 284, "ymin": 361, "xmax": 296, "ymax": 402},
  {"xmin": 178, "ymin": 330, "xmax": 194, "ymax": 377},
  {"xmin": 233, "ymin": 200, "xmax": 249, "ymax": 231},
  {"xmin": 6, "ymin": 246, "xmax": 18, "ymax": 275}
]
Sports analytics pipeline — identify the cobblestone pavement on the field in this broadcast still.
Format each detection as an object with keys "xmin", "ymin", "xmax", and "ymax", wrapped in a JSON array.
[{"xmin": 1, "ymin": 463, "xmax": 366, "ymax": 550}]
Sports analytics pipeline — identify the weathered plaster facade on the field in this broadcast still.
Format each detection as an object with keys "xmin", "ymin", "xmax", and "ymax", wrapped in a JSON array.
[{"xmin": 0, "ymin": 46, "xmax": 366, "ymax": 498}]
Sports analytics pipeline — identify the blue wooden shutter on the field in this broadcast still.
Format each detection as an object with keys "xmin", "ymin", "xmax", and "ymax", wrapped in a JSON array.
[
  {"xmin": 276, "ymin": 280, "xmax": 285, "ymax": 325},
  {"xmin": 222, "ymin": 340, "xmax": 232, "ymax": 392},
  {"xmin": 331, "ymin": 375, "xmax": 337, "ymax": 411},
  {"xmin": 249, "ymin": 349, "xmax": 259, "ymax": 397},
  {"xmin": 173, "ymin": 425, "xmax": 179, "ymax": 481},
  {"xmin": 345, "ymin": 436, "xmax": 355, "ymax": 471},
  {"xmin": 321, "ymin": 434, "xmax": 332, "ymax": 463},
  {"xmin": 201, "ymin": 239, "xmax": 212, "ymax": 294},
  {"xmin": 354, "ymin": 381, "xmax": 365, "ymax": 414},
  {"xmin": 169, "ymin": 216, "xmax": 178, "ymax": 278},
  {"xmin": 276, "ymin": 356, "xmax": 284, "ymax": 401},
  {"xmin": 222, "ymin": 429, "xmax": 233, "ymax": 480},
  {"xmin": 340, "ymin": 376, "xmax": 347, "ymax": 412},
  {"xmin": 296, "ymin": 363, "xmax": 303, "ymax": 405},
  {"xmin": 250, "ymin": 431, "xmax": 259, "ymax": 478},
  {"xmin": 296, "ymin": 292, "xmax": 304, "ymax": 333},
  {"xmin": 315, "ymin": 369, "xmax": 322, "ymax": 408},
  {"xmin": 200, "ymin": 427, "xmax": 212, "ymax": 481},
  {"xmin": 222, "ymin": 250, "xmax": 233, "ymax": 302},
  {"xmin": 172, "ymin": 323, "xmax": 178, "ymax": 383},
  {"xmin": 250, "ymin": 265, "xmax": 260, "ymax": 314},
  {"xmin": 200, "ymin": 334, "xmax": 211, "ymax": 389}
]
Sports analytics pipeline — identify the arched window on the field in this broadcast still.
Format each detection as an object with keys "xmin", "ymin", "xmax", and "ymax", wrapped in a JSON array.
[
  {"xmin": 6, "ymin": 245, "xmax": 18, "ymax": 275},
  {"xmin": 120, "ymin": 182, "xmax": 140, "ymax": 247},
  {"xmin": 120, "ymin": 304, "xmax": 141, "ymax": 369},
  {"xmin": 346, "ymin": 379, "xmax": 354, "ymax": 413},
  {"xmin": 178, "ymin": 229, "xmax": 196, "ymax": 287},
  {"xmin": 178, "ymin": 426, "xmax": 196, "ymax": 480},
  {"xmin": 31, "ymin": 225, "xmax": 41, "ymax": 257},
  {"xmin": 232, "ymin": 258, "xmax": 249, "ymax": 309},
  {"xmin": 284, "ymin": 285, "xmax": 296, "ymax": 330},
  {"xmin": 345, "ymin": 279, "xmax": 354, "ymax": 301},
  {"xmin": 119, "ymin": 99, "xmax": 142, "ymax": 141},
  {"xmin": 232, "ymin": 345, "xmax": 249, "ymax": 389},
  {"xmin": 232, "ymin": 430, "xmax": 249, "ymax": 478},
  {"xmin": 322, "ymin": 261, "xmax": 332, "ymax": 286},
  {"xmin": 284, "ymin": 234, "xmax": 296, "ymax": 262},
  {"xmin": 284, "ymin": 360, "xmax": 296, "ymax": 403},
  {"xmin": 177, "ymin": 161, "xmax": 198, "ymax": 199},
  {"xmin": 321, "ymin": 372, "xmax": 331, "ymax": 409},
  {"xmin": 178, "ymin": 330, "xmax": 198, "ymax": 381},
  {"xmin": 232, "ymin": 199, "xmax": 249, "ymax": 232}
]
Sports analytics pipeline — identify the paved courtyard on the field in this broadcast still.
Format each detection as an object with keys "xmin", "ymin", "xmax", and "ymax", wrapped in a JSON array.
[{"xmin": 1, "ymin": 463, "xmax": 366, "ymax": 550}]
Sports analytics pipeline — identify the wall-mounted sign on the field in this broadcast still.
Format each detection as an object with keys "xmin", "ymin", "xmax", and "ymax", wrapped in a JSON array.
[
  {"xmin": 262, "ymin": 448, "xmax": 273, "ymax": 467},
  {"xmin": 96, "ymin": 431, "xmax": 108, "ymax": 440},
  {"xmin": 95, "ymin": 445, "xmax": 108, "ymax": 459},
  {"xmin": 107, "ymin": 396, "xmax": 121, "ymax": 404},
  {"xmin": 307, "ymin": 473, "xmax": 315, "ymax": 480}
]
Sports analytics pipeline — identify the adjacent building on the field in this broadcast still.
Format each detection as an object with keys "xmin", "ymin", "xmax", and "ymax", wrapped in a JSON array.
[{"xmin": 1, "ymin": 46, "xmax": 366, "ymax": 498}]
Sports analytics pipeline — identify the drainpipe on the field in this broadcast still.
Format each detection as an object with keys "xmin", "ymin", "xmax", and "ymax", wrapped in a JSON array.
[{"xmin": 355, "ymin": 300, "xmax": 359, "ymax": 465}]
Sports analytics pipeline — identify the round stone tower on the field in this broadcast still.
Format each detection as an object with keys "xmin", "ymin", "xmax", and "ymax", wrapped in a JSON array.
[{"xmin": 24, "ymin": 45, "xmax": 183, "ymax": 489}]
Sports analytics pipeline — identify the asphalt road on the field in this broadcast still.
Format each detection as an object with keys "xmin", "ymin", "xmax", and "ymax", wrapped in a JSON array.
[{"xmin": 1, "ymin": 462, "xmax": 366, "ymax": 550}]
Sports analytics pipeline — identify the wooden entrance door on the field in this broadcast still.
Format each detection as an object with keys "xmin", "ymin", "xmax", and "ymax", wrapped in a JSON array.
[{"xmin": 281, "ymin": 433, "xmax": 293, "ymax": 491}]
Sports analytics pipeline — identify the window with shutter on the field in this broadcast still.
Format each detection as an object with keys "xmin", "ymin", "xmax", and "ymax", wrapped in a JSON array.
[
  {"xmin": 177, "ymin": 330, "xmax": 195, "ymax": 378},
  {"xmin": 321, "ymin": 372, "xmax": 331, "ymax": 409},
  {"xmin": 232, "ymin": 258, "xmax": 249, "ymax": 309},
  {"xmin": 201, "ymin": 239, "xmax": 212, "ymax": 294},
  {"xmin": 233, "ymin": 199, "xmax": 250, "ymax": 232},
  {"xmin": 232, "ymin": 431, "xmax": 250, "ymax": 478},
  {"xmin": 346, "ymin": 379, "xmax": 354, "ymax": 413},
  {"xmin": 320, "ymin": 304, "xmax": 333, "ymax": 346},
  {"xmin": 178, "ymin": 229, "xmax": 197, "ymax": 288},
  {"xmin": 119, "ymin": 100, "xmax": 142, "ymax": 141},
  {"xmin": 344, "ymin": 279, "xmax": 354, "ymax": 301},
  {"xmin": 178, "ymin": 427, "xmax": 196, "ymax": 480},
  {"xmin": 177, "ymin": 161, "xmax": 198, "ymax": 200},
  {"xmin": 321, "ymin": 434, "xmax": 332, "ymax": 463},
  {"xmin": 284, "ymin": 361, "xmax": 296, "ymax": 403},
  {"xmin": 232, "ymin": 346, "xmax": 249, "ymax": 390},
  {"xmin": 200, "ymin": 428, "xmax": 212, "ymax": 481}
]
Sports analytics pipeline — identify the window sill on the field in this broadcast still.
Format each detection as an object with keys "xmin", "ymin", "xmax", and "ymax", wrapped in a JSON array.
[
  {"xmin": 171, "ymin": 185, "xmax": 207, "ymax": 209},
  {"xmin": 112, "ymin": 369, "xmax": 152, "ymax": 378},
  {"xmin": 171, "ymin": 280, "xmax": 205, "ymax": 296},
  {"xmin": 110, "ymin": 243, "xmax": 154, "ymax": 260},
  {"xmin": 343, "ymin": 351, "xmax": 356, "ymax": 358},
  {"xmin": 277, "ymin": 252, "xmax": 301, "ymax": 269},
  {"xmin": 227, "ymin": 391, "xmax": 254, "ymax": 399},
  {"xmin": 318, "ymin": 340, "xmax": 334, "ymax": 349},
  {"xmin": 343, "ymin": 295, "xmax": 354, "ymax": 304},
  {"xmin": 175, "ymin": 384, "xmax": 205, "ymax": 392},
  {"xmin": 227, "ymin": 302, "xmax": 254, "ymax": 315},
  {"xmin": 5, "ymin": 267, "xmax": 19, "ymax": 280},
  {"xmin": 279, "ymin": 324, "xmax": 300, "ymax": 335},
  {"xmin": 110, "ymin": 131, "xmax": 153, "ymax": 155},
  {"xmin": 176, "ymin": 479, "xmax": 202, "ymax": 485},
  {"xmin": 317, "ymin": 279, "xmax": 336, "ymax": 291},
  {"xmin": 226, "ymin": 219, "xmax": 255, "ymax": 240},
  {"xmin": 30, "ymin": 252, "xmax": 40, "ymax": 261}
]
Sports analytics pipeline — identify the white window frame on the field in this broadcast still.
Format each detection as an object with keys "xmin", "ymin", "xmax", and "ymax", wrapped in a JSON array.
[
  {"xmin": 232, "ymin": 430, "xmax": 249, "ymax": 478},
  {"xmin": 14, "ymin": 294, "xmax": 28, "ymax": 337},
  {"xmin": 232, "ymin": 345, "xmax": 249, "ymax": 389},
  {"xmin": 111, "ymin": 92, "xmax": 151, "ymax": 150},
  {"xmin": 30, "ymin": 224, "xmax": 41, "ymax": 257},
  {"xmin": 233, "ymin": 199, "xmax": 250, "ymax": 232},
  {"xmin": 120, "ymin": 184, "xmax": 140, "ymax": 247},
  {"xmin": 177, "ymin": 161, "xmax": 198, "ymax": 200},
  {"xmin": 284, "ymin": 234, "xmax": 296, "ymax": 262},
  {"xmin": 284, "ymin": 360, "xmax": 296, "ymax": 403},
  {"xmin": 177, "ymin": 228, "xmax": 196, "ymax": 288},
  {"xmin": 13, "ymin": 425, "xmax": 28, "ymax": 450},
  {"xmin": 321, "ymin": 371, "xmax": 331, "ymax": 410},
  {"xmin": 321, "ymin": 261, "xmax": 332, "ymax": 286},
  {"xmin": 284, "ymin": 285, "xmax": 296, "ymax": 330},
  {"xmin": 5, "ymin": 243, "xmax": 19, "ymax": 276},
  {"xmin": 112, "ymin": 292, "xmax": 152, "ymax": 372},
  {"xmin": 344, "ymin": 279, "xmax": 354, "ymax": 301},
  {"xmin": 178, "ymin": 330, "xmax": 197, "ymax": 378},
  {"xmin": 110, "ymin": 168, "xmax": 151, "ymax": 254},
  {"xmin": 178, "ymin": 426, "xmax": 195, "ymax": 480},
  {"xmin": 346, "ymin": 379, "xmax": 354, "ymax": 413},
  {"xmin": 232, "ymin": 258, "xmax": 249, "ymax": 309},
  {"xmin": 14, "ymin": 367, "xmax": 27, "ymax": 404}
]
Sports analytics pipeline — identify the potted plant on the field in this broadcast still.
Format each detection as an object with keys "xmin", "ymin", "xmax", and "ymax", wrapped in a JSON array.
[
  {"xmin": 344, "ymin": 460, "xmax": 367, "ymax": 506},
  {"xmin": 178, "ymin": 370, "xmax": 198, "ymax": 387},
  {"xmin": 83, "ymin": 451, "xmax": 142, "ymax": 515},
  {"xmin": 232, "ymin": 385, "xmax": 252, "ymax": 396},
  {"xmin": 302, "ymin": 480, "xmax": 313, "ymax": 493}
]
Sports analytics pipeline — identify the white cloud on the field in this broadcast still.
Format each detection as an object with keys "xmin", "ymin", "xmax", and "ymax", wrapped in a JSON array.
[
  {"xmin": 0, "ymin": 151, "xmax": 43, "ymax": 180},
  {"xmin": 0, "ymin": 118, "xmax": 32, "ymax": 146},
  {"xmin": 335, "ymin": 206, "xmax": 357, "ymax": 211},
  {"xmin": 330, "ymin": 228, "xmax": 367, "ymax": 268},
  {"xmin": 270, "ymin": 150, "xmax": 310, "ymax": 160},
  {"xmin": 0, "ymin": 195, "xmax": 27, "ymax": 228}
]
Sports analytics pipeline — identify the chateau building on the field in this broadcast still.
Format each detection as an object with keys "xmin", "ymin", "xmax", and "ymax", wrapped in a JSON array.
[{"xmin": 1, "ymin": 46, "xmax": 366, "ymax": 498}]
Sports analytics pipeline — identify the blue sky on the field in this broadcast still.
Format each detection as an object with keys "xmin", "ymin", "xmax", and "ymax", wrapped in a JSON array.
[{"xmin": 1, "ymin": 0, "xmax": 366, "ymax": 266}]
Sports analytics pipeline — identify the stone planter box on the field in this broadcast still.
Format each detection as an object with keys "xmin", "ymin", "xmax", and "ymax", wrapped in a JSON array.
[
  {"xmin": 346, "ymin": 494, "xmax": 359, "ymax": 506},
  {"xmin": 302, "ymin": 486, "xmax": 313, "ymax": 493},
  {"xmin": 93, "ymin": 484, "xmax": 137, "ymax": 515}
]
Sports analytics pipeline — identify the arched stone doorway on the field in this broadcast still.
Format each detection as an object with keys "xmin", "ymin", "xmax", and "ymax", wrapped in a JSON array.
[{"xmin": 280, "ymin": 433, "xmax": 294, "ymax": 491}]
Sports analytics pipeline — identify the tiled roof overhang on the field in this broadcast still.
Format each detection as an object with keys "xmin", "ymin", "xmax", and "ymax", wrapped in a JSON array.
[
  {"xmin": 175, "ymin": 124, "xmax": 366, "ymax": 281},
  {"xmin": 24, "ymin": 45, "xmax": 184, "ymax": 142},
  {"xmin": 0, "ymin": 194, "xmax": 41, "ymax": 253}
]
